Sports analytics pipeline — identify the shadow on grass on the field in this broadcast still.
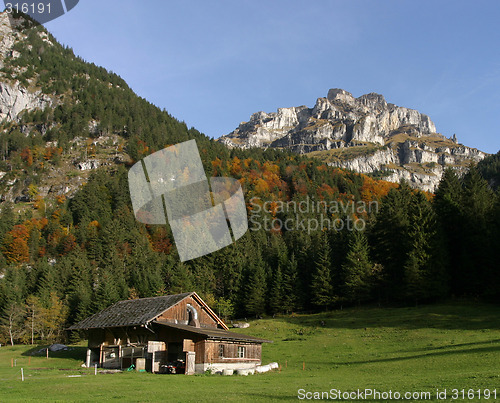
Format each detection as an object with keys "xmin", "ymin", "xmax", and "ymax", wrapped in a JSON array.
[
  {"xmin": 281, "ymin": 302, "xmax": 500, "ymax": 331},
  {"xmin": 338, "ymin": 344, "xmax": 500, "ymax": 366},
  {"xmin": 398, "ymin": 338, "xmax": 500, "ymax": 354},
  {"xmin": 245, "ymin": 393, "xmax": 435, "ymax": 402},
  {"xmin": 243, "ymin": 393, "xmax": 296, "ymax": 401},
  {"xmin": 21, "ymin": 345, "xmax": 87, "ymax": 361}
]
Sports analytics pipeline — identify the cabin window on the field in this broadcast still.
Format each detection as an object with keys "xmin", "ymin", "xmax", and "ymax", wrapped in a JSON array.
[
  {"xmin": 238, "ymin": 346, "xmax": 245, "ymax": 358},
  {"xmin": 219, "ymin": 344, "xmax": 224, "ymax": 358}
]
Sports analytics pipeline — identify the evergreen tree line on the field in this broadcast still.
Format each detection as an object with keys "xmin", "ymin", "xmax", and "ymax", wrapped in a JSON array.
[
  {"xmin": 0, "ymin": 160, "xmax": 499, "ymax": 345},
  {"xmin": 0, "ymin": 19, "xmax": 498, "ymax": 345}
]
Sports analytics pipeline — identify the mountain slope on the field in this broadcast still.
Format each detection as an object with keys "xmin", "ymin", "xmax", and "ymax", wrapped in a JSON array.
[
  {"xmin": 0, "ymin": 11, "xmax": 225, "ymax": 205},
  {"xmin": 219, "ymin": 89, "xmax": 487, "ymax": 191}
]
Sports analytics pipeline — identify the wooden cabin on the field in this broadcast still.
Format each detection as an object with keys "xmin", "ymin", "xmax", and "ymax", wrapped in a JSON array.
[{"xmin": 69, "ymin": 292, "xmax": 271, "ymax": 374}]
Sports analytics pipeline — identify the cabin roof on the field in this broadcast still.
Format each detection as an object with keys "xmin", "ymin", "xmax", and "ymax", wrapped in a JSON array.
[
  {"xmin": 68, "ymin": 292, "xmax": 194, "ymax": 330},
  {"xmin": 154, "ymin": 321, "xmax": 272, "ymax": 343}
]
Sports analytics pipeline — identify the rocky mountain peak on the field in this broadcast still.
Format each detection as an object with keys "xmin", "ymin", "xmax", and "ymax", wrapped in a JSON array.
[
  {"xmin": 327, "ymin": 88, "xmax": 355, "ymax": 104},
  {"xmin": 357, "ymin": 92, "xmax": 387, "ymax": 110},
  {"xmin": 218, "ymin": 89, "xmax": 487, "ymax": 191}
]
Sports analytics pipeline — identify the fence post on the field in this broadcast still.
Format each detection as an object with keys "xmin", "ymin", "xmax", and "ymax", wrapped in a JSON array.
[{"xmin": 21, "ymin": 368, "xmax": 24, "ymax": 382}]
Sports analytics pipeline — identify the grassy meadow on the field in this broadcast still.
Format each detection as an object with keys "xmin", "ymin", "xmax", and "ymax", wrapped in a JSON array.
[{"xmin": 0, "ymin": 301, "xmax": 499, "ymax": 402}]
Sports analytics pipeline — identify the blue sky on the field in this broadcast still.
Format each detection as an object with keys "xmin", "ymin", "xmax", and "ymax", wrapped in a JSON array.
[{"xmin": 42, "ymin": 0, "xmax": 500, "ymax": 153}]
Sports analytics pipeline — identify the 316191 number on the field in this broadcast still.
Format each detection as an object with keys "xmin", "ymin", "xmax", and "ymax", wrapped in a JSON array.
[
  {"xmin": 451, "ymin": 389, "xmax": 497, "ymax": 400},
  {"xmin": 5, "ymin": 2, "xmax": 52, "ymax": 15}
]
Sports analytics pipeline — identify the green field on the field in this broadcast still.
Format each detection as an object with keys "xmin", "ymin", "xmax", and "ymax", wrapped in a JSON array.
[{"xmin": 0, "ymin": 302, "xmax": 499, "ymax": 402}]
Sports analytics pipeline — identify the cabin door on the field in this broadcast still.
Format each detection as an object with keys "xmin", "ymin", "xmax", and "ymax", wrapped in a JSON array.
[
  {"xmin": 185, "ymin": 352, "xmax": 196, "ymax": 375},
  {"xmin": 183, "ymin": 339, "xmax": 196, "ymax": 375}
]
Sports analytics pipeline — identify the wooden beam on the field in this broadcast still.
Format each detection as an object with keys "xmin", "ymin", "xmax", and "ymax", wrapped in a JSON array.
[
  {"xmin": 192, "ymin": 292, "xmax": 228, "ymax": 330},
  {"xmin": 99, "ymin": 344, "xmax": 103, "ymax": 367}
]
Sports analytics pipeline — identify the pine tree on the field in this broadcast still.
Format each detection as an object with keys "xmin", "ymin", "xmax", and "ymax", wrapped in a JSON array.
[
  {"xmin": 0, "ymin": 267, "xmax": 28, "ymax": 307},
  {"xmin": 462, "ymin": 165, "xmax": 495, "ymax": 217},
  {"xmin": 212, "ymin": 242, "xmax": 244, "ymax": 300},
  {"xmin": 460, "ymin": 165, "xmax": 495, "ymax": 295},
  {"xmin": 433, "ymin": 168, "xmax": 464, "ymax": 294},
  {"xmin": 188, "ymin": 256, "xmax": 216, "ymax": 298},
  {"xmin": 281, "ymin": 253, "xmax": 299, "ymax": 313},
  {"xmin": 292, "ymin": 231, "xmax": 315, "ymax": 310},
  {"xmin": 404, "ymin": 192, "xmax": 447, "ymax": 303},
  {"xmin": 311, "ymin": 233, "xmax": 333, "ymax": 310},
  {"xmin": 342, "ymin": 230, "xmax": 373, "ymax": 305},
  {"xmin": 491, "ymin": 191, "xmax": 500, "ymax": 300},
  {"xmin": 36, "ymin": 259, "xmax": 62, "ymax": 306},
  {"xmin": 0, "ymin": 203, "xmax": 15, "ymax": 245},
  {"xmin": 67, "ymin": 263, "xmax": 93, "ymax": 324},
  {"xmin": 128, "ymin": 240, "xmax": 164, "ymax": 297},
  {"xmin": 167, "ymin": 261, "xmax": 194, "ymax": 295},
  {"xmin": 268, "ymin": 265, "xmax": 284, "ymax": 314},
  {"xmin": 244, "ymin": 259, "xmax": 267, "ymax": 317},
  {"xmin": 371, "ymin": 182, "xmax": 414, "ymax": 300},
  {"xmin": 477, "ymin": 151, "xmax": 500, "ymax": 191},
  {"xmin": 93, "ymin": 269, "xmax": 121, "ymax": 312}
]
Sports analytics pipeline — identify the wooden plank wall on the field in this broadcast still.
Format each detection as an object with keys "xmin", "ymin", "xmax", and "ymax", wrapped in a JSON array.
[
  {"xmin": 156, "ymin": 296, "xmax": 218, "ymax": 328},
  {"xmin": 203, "ymin": 340, "xmax": 262, "ymax": 364},
  {"xmin": 194, "ymin": 340, "xmax": 205, "ymax": 364}
]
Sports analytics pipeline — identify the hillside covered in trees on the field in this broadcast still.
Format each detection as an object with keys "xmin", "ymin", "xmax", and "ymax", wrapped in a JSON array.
[{"xmin": 0, "ymin": 13, "xmax": 499, "ymax": 346}]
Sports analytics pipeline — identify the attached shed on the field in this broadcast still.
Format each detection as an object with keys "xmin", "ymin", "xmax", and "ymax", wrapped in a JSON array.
[{"xmin": 69, "ymin": 292, "xmax": 271, "ymax": 374}]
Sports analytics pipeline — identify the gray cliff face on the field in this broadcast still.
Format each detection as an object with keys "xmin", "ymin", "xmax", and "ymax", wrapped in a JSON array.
[
  {"xmin": 0, "ymin": 12, "xmax": 54, "ymax": 122},
  {"xmin": 0, "ymin": 81, "xmax": 53, "ymax": 121},
  {"xmin": 219, "ymin": 88, "xmax": 487, "ymax": 191}
]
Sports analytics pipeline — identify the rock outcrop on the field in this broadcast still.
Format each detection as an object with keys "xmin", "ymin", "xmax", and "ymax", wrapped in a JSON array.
[
  {"xmin": 0, "ymin": 12, "xmax": 54, "ymax": 121},
  {"xmin": 75, "ymin": 159, "xmax": 101, "ymax": 171},
  {"xmin": 219, "ymin": 89, "xmax": 487, "ymax": 191},
  {"xmin": 220, "ymin": 89, "xmax": 437, "ymax": 151},
  {"xmin": 0, "ymin": 81, "xmax": 53, "ymax": 121}
]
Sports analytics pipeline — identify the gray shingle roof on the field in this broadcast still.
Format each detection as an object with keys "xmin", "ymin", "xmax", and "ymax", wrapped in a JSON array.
[{"xmin": 68, "ymin": 292, "xmax": 193, "ymax": 330}]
